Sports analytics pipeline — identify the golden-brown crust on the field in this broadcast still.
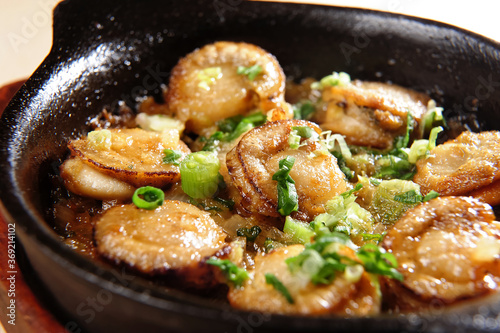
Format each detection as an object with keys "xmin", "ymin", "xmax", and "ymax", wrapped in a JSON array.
[
  {"xmin": 228, "ymin": 244, "xmax": 381, "ymax": 316},
  {"xmin": 413, "ymin": 130, "xmax": 500, "ymax": 196},
  {"xmin": 94, "ymin": 201, "xmax": 229, "ymax": 287},
  {"xmin": 226, "ymin": 119, "xmax": 347, "ymax": 221},
  {"xmin": 166, "ymin": 41, "xmax": 290, "ymax": 134},
  {"xmin": 68, "ymin": 128, "xmax": 190, "ymax": 188},
  {"xmin": 314, "ymin": 80, "xmax": 430, "ymax": 149},
  {"xmin": 381, "ymin": 196, "xmax": 500, "ymax": 312}
]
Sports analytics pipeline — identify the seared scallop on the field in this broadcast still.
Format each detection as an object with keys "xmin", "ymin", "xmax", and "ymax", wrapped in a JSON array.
[
  {"xmin": 228, "ymin": 244, "xmax": 381, "ymax": 316},
  {"xmin": 226, "ymin": 119, "xmax": 347, "ymax": 221},
  {"xmin": 167, "ymin": 41, "xmax": 290, "ymax": 135},
  {"xmin": 313, "ymin": 80, "xmax": 430, "ymax": 149},
  {"xmin": 67, "ymin": 128, "xmax": 190, "ymax": 188},
  {"xmin": 413, "ymin": 131, "xmax": 500, "ymax": 204},
  {"xmin": 94, "ymin": 200, "xmax": 229, "ymax": 286},
  {"xmin": 60, "ymin": 157, "xmax": 136, "ymax": 201},
  {"xmin": 381, "ymin": 196, "xmax": 500, "ymax": 311}
]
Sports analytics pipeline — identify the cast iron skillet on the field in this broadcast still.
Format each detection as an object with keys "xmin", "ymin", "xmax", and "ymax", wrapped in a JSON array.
[{"xmin": 1, "ymin": 0, "xmax": 500, "ymax": 332}]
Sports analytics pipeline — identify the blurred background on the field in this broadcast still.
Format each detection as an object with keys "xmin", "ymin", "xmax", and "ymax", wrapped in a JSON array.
[{"xmin": 0, "ymin": 0, "xmax": 498, "ymax": 87}]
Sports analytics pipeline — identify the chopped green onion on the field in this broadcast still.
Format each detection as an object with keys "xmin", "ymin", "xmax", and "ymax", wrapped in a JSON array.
[
  {"xmin": 421, "ymin": 100, "xmax": 446, "ymax": 136},
  {"xmin": 288, "ymin": 131, "xmax": 301, "ymax": 150},
  {"xmin": 293, "ymin": 102, "xmax": 316, "ymax": 120},
  {"xmin": 344, "ymin": 264, "xmax": 364, "ymax": 283},
  {"xmin": 264, "ymin": 238, "xmax": 285, "ymax": 253},
  {"xmin": 264, "ymin": 273, "xmax": 294, "ymax": 304},
  {"xmin": 237, "ymin": 226, "xmax": 262, "ymax": 242},
  {"xmin": 132, "ymin": 186, "xmax": 165, "ymax": 210},
  {"xmin": 206, "ymin": 258, "xmax": 249, "ymax": 288},
  {"xmin": 272, "ymin": 156, "xmax": 298, "ymax": 216},
  {"xmin": 395, "ymin": 113, "xmax": 414, "ymax": 150},
  {"xmin": 340, "ymin": 183, "xmax": 363, "ymax": 199},
  {"xmin": 423, "ymin": 190, "xmax": 440, "ymax": 202},
  {"xmin": 214, "ymin": 197, "xmax": 235, "ymax": 210},
  {"xmin": 289, "ymin": 126, "xmax": 315, "ymax": 149},
  {"xmin": 88, "ymin": 129, "xmax": 112, "ymax": 150},
  {"xmin": 180, "ymin": 151, "xmax": 220, "ymax": 199},
  {"xmin": 283, "ymin": 216, "xmax": 315, "ymax": 244},
  {"xmin": 370, "ymin": 179, "xmax": 421, "ymax": 225},
  {"xmin": 202, "ymin": 131, "xmax": 225, "ymax": 151},
  {"xmin": 197, "ymin": 67, "xmax": 222, "ymax": 90},
  {"xmin": 361, "ymin": 233, "xmax": 385, "ymax": 242},
  {"xmin": 406, "ymin": 139, "xmax": 430, "ymax": 164},
  {"xmin": 428, "ymin": 126, "xmax": 444, "ymax": 150},
  {"xmin": 331, "ymin": 151, "xmax": 354, "ymax": 180},
  {"xmin": 162, "ymin": 149, "xmax": 183, "ymax": 165},
  {"xmin": 322, "ymin": 132, "xmax": 352, "ymax": 159},
  {"xmin": 393, "ymin": 189, "xmax": 423, "ymax": 204},
  {"xmin": 356, "ymin": 244, "xmax": 403, "ymax": 281},
  {"xmin": 311, "ymin": 71, "xmax": 351, "ymax": 90},
  {"xmin": 237, "ymin": 64, "xmax": 263, "ymax": 81}
]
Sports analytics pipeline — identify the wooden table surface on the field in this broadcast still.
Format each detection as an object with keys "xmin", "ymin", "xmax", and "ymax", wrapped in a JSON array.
[{"xmin": 0, "ymin": 80, "xmax": 66, "ymax": 332}]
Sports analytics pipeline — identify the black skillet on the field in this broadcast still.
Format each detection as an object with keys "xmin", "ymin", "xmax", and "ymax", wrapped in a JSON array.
[{"xmin": 1, "ymin": 0, "xmax": 500, "ymax": 332}]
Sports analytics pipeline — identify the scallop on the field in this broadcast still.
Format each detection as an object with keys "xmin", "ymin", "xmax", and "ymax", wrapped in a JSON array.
[
  {"xmin": 413, "ymin": 131, "xmax": 500, "ymax": 204},
  {"xmin": 166, "ymin": 41, "xmax": 290, "ymax": 135},
  {"xmin": 94, "ymin": 200, "xmax": 229, "ymax": 286},
  {"xmin": 381, "ymin": 196, "xmax": 500, "ymax": 311},
  {"xmin": 67, "ymin": 128, "xmax": 190, "ymax": 188},
  {"xmin": 228, "ymin": 244, "xmax": 381, "ymax": 316},
  {"xmin": 60, "ymin": 157, "xmax": 136, "ymax": 201},
  {"xmin": 226, "ymin": 119, "xmax": 347, "ymax": 221},
  {"xmin": 314, "ymin": 80, "xmax": 430, "ymax": 148}
]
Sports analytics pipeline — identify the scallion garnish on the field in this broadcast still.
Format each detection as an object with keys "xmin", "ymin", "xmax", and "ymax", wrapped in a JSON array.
[
  {"xmin": 180, "ymin": 151, "xmax": 220, "ymax": 199},
  {"xmin": 132, "ymin": 186, "xmax": 165, "ymax": 210},
  {"xmin": 393, "ymin": 189, "xmax": 440, "ymax": 204},
  {"xmin": 264, "ymin": 273, "xmax": 294, "ymax": 304},
  {"xmin": 293, "ymin": 102, "xmax": 316, "ymax": 120},
  {"xmin": 197, "ymin": 67, "xmax": 222, "ymax": 90},
  {"xmin": 423, "ymin": 190, "xmax": 440, "ymax": 202},
  {"xmin": 206, "ymin": 258, "xmax": 249, "ymax": 288},
  {"xmin": 272, "ymin": 156, "xmax": 298, "ymax": 216},
  {"xmin": 356, "ymin": 244, "xmax": 403, "ymax": 281},
  {"xmin": 237, "ymin": 226, "xmax": 262, "ymax": 242},
  {"xmin": 162, "ymin": 148, "xmax": 183, "ymax": 165},
  {"xmin": 237, "ymin": 64, "xmax": 263, "ymax": 81}
]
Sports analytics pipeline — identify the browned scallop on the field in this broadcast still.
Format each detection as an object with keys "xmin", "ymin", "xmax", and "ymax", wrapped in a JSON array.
[
  {"xmin": 413, "ymin": 131, "xmax": 500, "ymax": 201},
  {"xmin": 60, "ymin": 157, "xmax": 136, "ymax": 201},
  {"xmin": 313, "ymin": 81, "xmax": 430, "ymax": 149},
  {"xmin": 228, "ymin": 244, "xmax": 381, "ymax": 316},
  {"xmin": 166, "ymin": 41, "xmax": 290, "ymax": 135},
  {"xmin": 94, "ymin": 200, "xmax": 229, "ymax": 286},
  {"xmin": 68, "ymin": 128, "xmax": 190, "ymax": 188},
  {"xmin": 226, "ymin": 119, "xmax": 347, "ymax": 221},
  {"xmin": 381, "ymin": 196, "xmax": 500, "ymax": 311}
]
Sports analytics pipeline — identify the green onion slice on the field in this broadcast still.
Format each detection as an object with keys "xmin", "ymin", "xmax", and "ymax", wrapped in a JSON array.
[
  {"xmin": 237, "ymin": 64, "xmax": 263, "ymax": 81},
  {"xmin": 206, "ymin": 258, "xmax": 249, "ymax": 288},
  {"xmin": 162, "ymin": 148, "xmax": 183, "ymax": 165},
  {"xmin": 237, "ymin": 226, "xmax": 262, "ymax": 242},
  {"xmin": 180, "ymin": 151, "xmax": 221, "ymax": 199},
  {"xmin": 264, "ymin": 273, "xmax": 294, "ymax": 304},
  {"xmin": 132, "ymin": 186, "xmax": 165, "ymax": 210},
  {"xmin": 272, "ymin": 156, "xmax": 298, "ymax": 216}
]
